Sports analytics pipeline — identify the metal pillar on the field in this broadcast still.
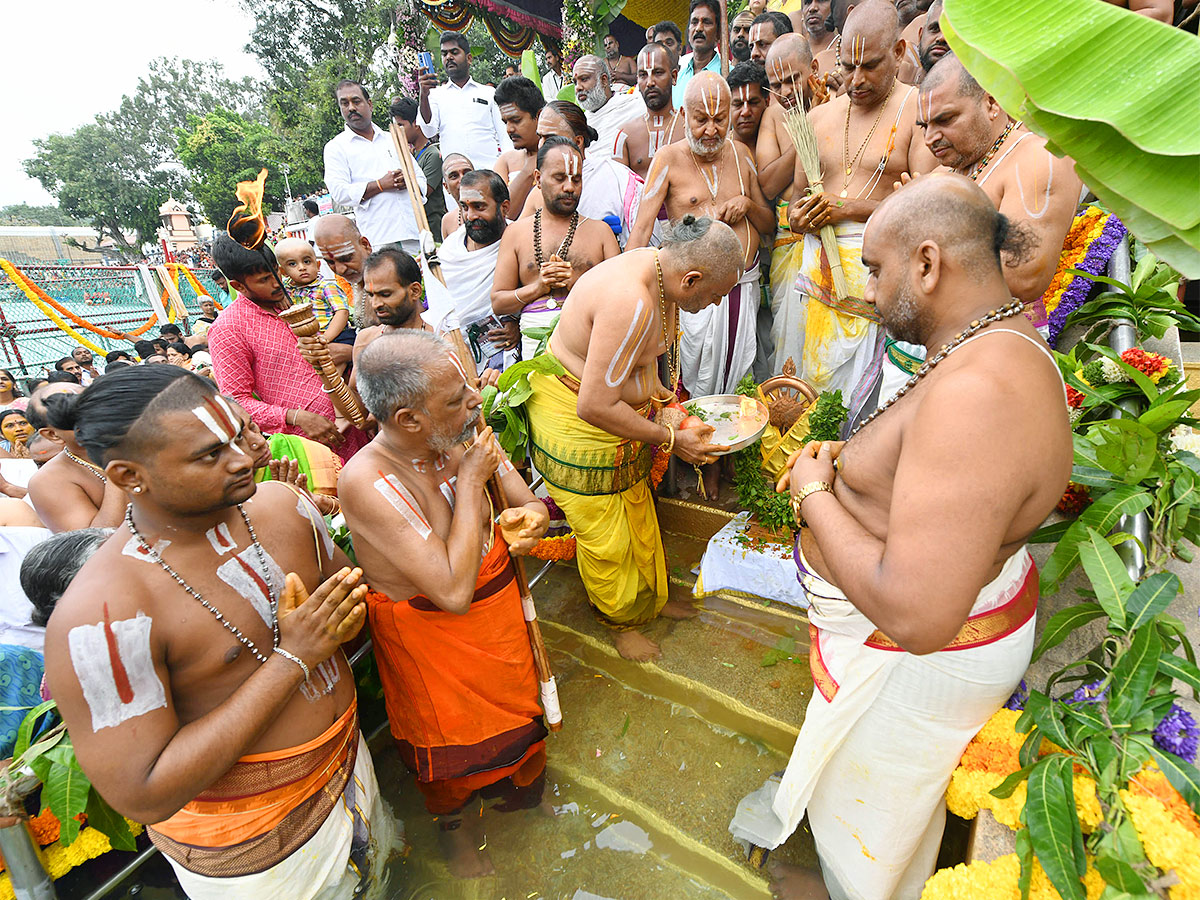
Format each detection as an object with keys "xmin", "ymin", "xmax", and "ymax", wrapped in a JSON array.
[
  {"xmin": 0, "ymin": 822, "xmax": 57, "ymax": 899},
  {"xmin": 1105, "ymin": 235, "xmax": 1150, "ymax": 581}
]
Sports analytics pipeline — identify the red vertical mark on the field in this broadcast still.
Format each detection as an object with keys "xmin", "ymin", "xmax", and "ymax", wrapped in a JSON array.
[
  {"xmin": 233, "ymin": 554, "xmax": 272, "ymax": 605},
  {"xmin": 102, "ymin": 603, "xmax": 134, "ymax": 704},
  {"xmin": 203, "ymin": 396, "xmax": 237, "ymax": 440}
]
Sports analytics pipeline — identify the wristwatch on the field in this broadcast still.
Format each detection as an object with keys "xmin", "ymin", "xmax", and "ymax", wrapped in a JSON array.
[{"xmin": 791, "ymin": 480, "xmax": 833, "ymax": 527}]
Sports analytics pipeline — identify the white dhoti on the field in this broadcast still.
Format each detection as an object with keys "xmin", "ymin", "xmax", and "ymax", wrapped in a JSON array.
[
  {"xmin": 680, "ymin": 260, "xmax": 761, "ymax": 396},
  {"xmin": 730, "ymin": 546, "xmax": 1037, "ymax": 900},
  {"xmin": 166, "ymin": 734, "xmax": 398, "ymax": 900},
  {"xmin": 878, "ymin": 337, "xmax": 926, "ymax": 406},
  {"xmin": 435, "ymin": 226, "xmax": 516, "ymax": 373},
  {"xmin": 780, "ymin": 223, "xmax": 885, "ymax": 422}
]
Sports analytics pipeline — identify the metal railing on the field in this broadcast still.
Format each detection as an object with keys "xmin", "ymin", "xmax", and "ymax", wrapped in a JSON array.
[{"xmin": 1106, "ymin": 236, "xmax": 1151, "ymax": 583}]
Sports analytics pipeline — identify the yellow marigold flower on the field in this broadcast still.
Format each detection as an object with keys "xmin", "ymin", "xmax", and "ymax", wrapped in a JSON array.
[
  {"xmin": 920, "ymin": 854, "xmax": 1105, "ymax": 900},
  {"xmin": 1073, "ymin": 776, "xmax": 1103, "ymax": 832},
  {"xmin": 1121, "ymin": 786, "xmax": 1200, "ymax": 900},
  {"xmin": 977, "ymin": 709, "xmax": 1026, "ymax": 749}
]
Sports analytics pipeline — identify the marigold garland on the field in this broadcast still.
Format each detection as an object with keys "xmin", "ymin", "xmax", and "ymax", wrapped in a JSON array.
[
  {"xmin": 1042, "ymin": 208, "xmax": 1127, "ymax": 347},
  {"xmin": 920, "ymin": 853, "xmax": 1106, "ymax": 900},
  {"xmin": 0, "ymin": 260, "xmax": 108, "ymax": 354},
  {"xmin": 0, "ymin": 819, "xmax": 144, "ymax": 900},
  {"xmin": 530, "ymin": 532, "xmax": 576, "ymax": 560}
]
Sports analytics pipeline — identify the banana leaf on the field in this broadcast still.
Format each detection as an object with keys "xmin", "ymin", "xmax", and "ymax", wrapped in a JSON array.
[{"xmin": 942, "ymin": 0, "xmax": 1200, "ymax": 278}]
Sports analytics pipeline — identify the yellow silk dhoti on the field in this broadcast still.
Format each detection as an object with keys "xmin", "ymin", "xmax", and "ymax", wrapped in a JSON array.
[{"xmin": 525, "ymin": 366, "xmax": 667, "ymax": 629}]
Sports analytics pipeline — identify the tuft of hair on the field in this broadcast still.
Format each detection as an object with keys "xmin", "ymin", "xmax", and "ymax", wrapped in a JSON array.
[
  {"xmin": 439, "ymin": 31, "xmax": 470, "ymax": 54},
  {"xmin": 212, "ymin": 232, "xmax": 275, "ymax": 283},
  {"xmin": 752, "ymin": 11, "xmax": 794, "ymax": 35},
  {"xmin": 494, "ymin": 76, "xmax": 546, "ymax": 117},
  {"xmin": 652, "ymin": 21, "xmax": 683, "ymax": 44},
  {"xmin": 389, "ymin": 94, "xmax": 419, "ymax": 122},
  {"xmin": 922, "ymin": 55, "xmax": 982, "ymax": 101},
  {"xmin": 728, "ymin": 60, "xmax": 769, "ymax": 93},
  {"xmin": 333, "ymin": 78, "xmax": 369, "ymax": 102},
  {"xmin": 537, "ymin": 135, "xmax": 583, "ymax": 170},
  {"xmin": 660, "ymin": 215, "xmax": 744, "ymax": 279},
  {"xmin": 545, "ymin": 101, "xmax": 599, "ymax": 147},
  {"xmin": 356, "ymin": 330, "xmax": 453, "ymax": 422},
  {"xmin": 638, "ymin": 40, "xmax": 680, "ymax": 71},
  {"xmin": 65, "ymin": 365, "xmax": 216, "ymax": 466},
  {"xmin": 459, "ymin": 168, "xmax": 509, "ymax": 205},
  {"xmin": 363, "ymin": 244, "xmax": 422, "ymax": 286},
  {"xmin": 21, "ymin": 528, "xmax": 113, "ymax": 627}
]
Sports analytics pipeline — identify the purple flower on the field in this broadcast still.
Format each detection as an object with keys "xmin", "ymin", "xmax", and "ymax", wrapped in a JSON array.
[
  {"xmin": 1069, "ymin": 679, "xmax": 1108, "ymax": 705},
  {"xmin": 1004, "ymin": 679, "xmax": 1029, "ymax": 711},
  {"xmin": 1153, "ymin": 704, "xmax": 1199, "ymax": 764},
  {"xmin": 1046, "ymin": 214, "xmax": 1128, "ymax": 348}
]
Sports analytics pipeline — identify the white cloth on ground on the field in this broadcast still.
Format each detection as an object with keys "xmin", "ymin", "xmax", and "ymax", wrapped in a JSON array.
[
  {"xmin": 586, "ymin": 89, "xmax": 646, "ymax": 166},
  {"xmin": 323, "ymin": 124, "xmax": 427, "ymax": 249},
  {"xmin": 694, "ymin": 513, "xmax": 808, "ymax": 608},
  {"xmin": 680, "ymin": 260, "xmax": 761, "ymax": 396},
  {"xmin": 165, "ymin": 734, "xmax": 398, "ymax": 900},
  {"xmin": 729, "ymin": 546, "xmax": 1035, "ymax": 900}
]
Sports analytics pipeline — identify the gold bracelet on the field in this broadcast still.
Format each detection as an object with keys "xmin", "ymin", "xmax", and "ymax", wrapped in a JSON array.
[
  {"xmin": 658, "ymin": 424, "xmax": 675, "ymax": 454},
  {"xmin": 791, "ymin": 480, "xmax": 833, "ymax": 527}
]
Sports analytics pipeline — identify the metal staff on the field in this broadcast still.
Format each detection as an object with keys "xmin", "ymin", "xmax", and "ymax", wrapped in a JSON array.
[{"xmin": 388, "ymin": 122, "xmax": 563, "ymax": 732}]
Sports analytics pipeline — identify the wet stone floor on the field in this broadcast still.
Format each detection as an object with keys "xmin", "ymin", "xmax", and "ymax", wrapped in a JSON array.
[{"xmin": 77, "ymin": 501, "xmax": 824, "ymax": 900}]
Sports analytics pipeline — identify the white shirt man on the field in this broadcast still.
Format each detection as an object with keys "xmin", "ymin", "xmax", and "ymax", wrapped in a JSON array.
[
  {"xmin": 323, "ymin": 82, "xmax": 428, "ymax": 253},
  {"xmin": 417, "ymin": 37, "xmax": 512, "ymax": 170}
]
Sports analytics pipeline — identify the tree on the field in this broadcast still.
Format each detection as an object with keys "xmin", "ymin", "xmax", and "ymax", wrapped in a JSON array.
[
  {"xmin": 0, "ymin": 205, "xmax": 83, "ymax": 226},
  {"xmin": 23, "ymin": 118, "xmax": 182, "ymax": 260},
  {"xmin": 176, "ymin": 108, "xmax": 288, "ymax": 226}
]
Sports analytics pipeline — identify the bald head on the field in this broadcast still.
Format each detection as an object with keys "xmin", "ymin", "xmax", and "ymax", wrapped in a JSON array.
[
  {"xmin": 684, "ymin": 72, "xmax": 732, "ymax": 157},
  {"xmin": 921, "ymin": 54, "xmax": 983, "ymax": 101},
  {"xmin": 313, "ymin": 213, "xmax": 371, "ymax": 285},
  {"xmin": 272, "ymin": 237, "xmax": 312, "ymax": 261},
  {"xmin": 843, "ymin": 0, "xmax": 902, "ymax": 46},
  {"xmin": 765, "ymin": 33, "xmax": 814, "ymax": 110},
  {"xmin": 766, "ymin": 32, "xmax": 813, "ymax": 67},
  {"xmin": 684, "ymin": 70, "xmax": 732, "ymax": 108}
]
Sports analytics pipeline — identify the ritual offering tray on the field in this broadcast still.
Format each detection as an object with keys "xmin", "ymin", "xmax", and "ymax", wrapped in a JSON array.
[{"xmin": 684, "ymin": 394, "xmax": 770, "ymax": 456}]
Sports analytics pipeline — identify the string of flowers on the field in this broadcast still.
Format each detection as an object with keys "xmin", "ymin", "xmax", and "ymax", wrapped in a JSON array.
[
  {"xmin": 0, "ymin": 819, "xmax": 145, "ymax": 900},
  {"xmin": 395, "ymin": 0, "xmax": 430, "ymax": 95},
  {"xmin": 561, "ymin": 0, "xmax": 600, "ymax": 69},
  {"xmin": 2, "ymin": 259, "xmax": 161, "ymax": 341},
  {"xmin": 1043, "ymin": 210, "xmax": 1127, "ymax": 347},
  {"xmin": 1, "ymin": 260, "xmax": 108, "ymax": 354}
]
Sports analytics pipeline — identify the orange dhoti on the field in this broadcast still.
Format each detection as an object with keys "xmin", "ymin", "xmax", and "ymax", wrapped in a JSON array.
[{"xmin": 366, "ymin": 529, "xmax": 548, "ymax": 815}]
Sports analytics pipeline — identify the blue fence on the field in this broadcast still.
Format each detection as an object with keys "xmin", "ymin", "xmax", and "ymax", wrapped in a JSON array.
[{"xmin": 0, "ymin": 263, "xmax": 221, "ymax": 385}]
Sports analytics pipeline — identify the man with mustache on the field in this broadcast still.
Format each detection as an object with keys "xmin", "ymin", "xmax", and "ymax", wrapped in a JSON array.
[
  {"xmin": 731, "ymin": 9, "xmax": 755, "ymax": 62},
  {"xmin": 614, "ymin": 42, "xmax": 685, "ymax": 179},
  {"xmin": 629, "ymin": 73, "xmax": 774, "ymax": 496},
  {"xmin": 573, "ymin": 55, "xmax": 645, "ymax": 166},
  {"xmin": 323, "ymin": 79, "xmax": 427, "ymax": 253},
  {"xmin": 749, "ymin": 11, "xmax": 794, "ymax": 62},
  {"xmin": 493, "ymin": 138, "xmax": 620, "ymax": 360},
  {"xmin": 895, "ymin": 0, "xmax": 932, "ymax": 82},
  {"xmin": 673, "ymin": 0, "xmax": 724, "ymax": 107},
  {"xmin": 440, "ymin": 170, "xmax": 520, "ymax": 375},
  {"xmin": 417, "ymin": 31, "xmax": 512, "ymax": 169},
  {"xmin": 783, "ymin": 1, "xmax": 935, "ymax": 423},
  {"xmin": 340, "ymin": 330, "xmax": 549, "ymax": 879},
  {"xmin": 801, "ymin": 0, "xmax": 838, "ymax": 56},
  {"xmin": 602, "ymin": 33, "xmax": 638, "ymax": 86},
  {"xmin": 916, "ymin": 0, "xmax": 950, "ymax": 74},
  {"xmin": 492, "ymin": 76, "xmax": 545, "ymax": 214}
]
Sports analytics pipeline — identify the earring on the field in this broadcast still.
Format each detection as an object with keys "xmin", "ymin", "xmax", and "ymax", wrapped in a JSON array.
[{"xmin": 133, "ymin": 486, "xmax": 143, "ymax": 494}]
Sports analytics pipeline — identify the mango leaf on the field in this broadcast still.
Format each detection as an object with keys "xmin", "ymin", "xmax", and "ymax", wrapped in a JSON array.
[
  {"xmin": 1030, "ymin": 520, "xmax": 1072, "ymax": 544},
  {"xmin": 84, "ymin": 787, "xmax": 136, "ymax": 852},
  {"xmin": 990, "ymin": 761, "xmax": 1040, "ymax": 799},
  {"xmin": 1024, "ymin": 692, "xmax": 1073, "ymax": 754},
  {"xmin": 45, "ymin": 759, "xmax": 92, "ymax": 845},
  {"xmin": 1074, "ymin": 420, "xmax": 1159, "ymax": 484},
  {"xmin": 1094, "ymin": 853, "xmax": 1146, "ymax": 895},
  {"xmin": 1031, "ymin": 602, "xmax": 1105, "ymax": 664},
  {"xmin": 1015, "ymin": 825, "xmax": 1034, "ymax": 900},
  {"xmin": 1125, "ymin": 572, "xmax": 1181, "ymax": 631},
  {"xmin": 495, "ymin": 352, "xmax": 566, "ymax": 392},
  {"xmin": 1109, "ymin": 626, "xmax": 1161, "ymax": 723},
  {"xmin": 1040, "ymin": 486, "xmax": 1151, "ymax": 593},
  {"xmin": 941, "ymin": 0, "xmax": 1199, "ymax": 276},
  {"xmin": 12, "ymin": 699, "xmax": 57, "ymax": 760},
  {"xmin": 1077, "ymin": 527, "xmax": 1134, "ymax": 629},
  {"xmin": 1024, "ymin": 755, "xmax": 1087, "ymax": 900},
  {"xmin": 1148, "ymin": 746, "xmax": 1200, "ymax": 814},
  {"xmin": 1068, "ymin": 465, "xmax": 1125, "ymax": 490},
  {"xmin": 1159, "ymin": 653, "xmax": 1200, "ymax": 699},
  {"xmin": 1140, "ymin": 398, "xmax": 1196, "ymax": 435}
]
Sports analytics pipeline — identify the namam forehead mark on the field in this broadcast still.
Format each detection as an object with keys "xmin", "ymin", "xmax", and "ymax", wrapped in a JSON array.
[
  {"xmin": 560, "ymin": 148, "xmax": 582, "ymax": 177},
  {"xmin": 736, "ymin": 85, "xmax": 752, "ymax": 104},
  {"xmin": 459, "ymin": 188, "xmax": 486, "ymax": 203},
  {"xmin": 638, "ymin": 46, "xmax": 670, "ymax": 78},
  {"xmin": 320, "ymin": 240, "xmax": 359, "ymax": 257},
  {"xmin": 69, "ymin": 606, "xmax": 167, "ymax": 732},
  {"xmin": 445, "ymin": 350, "xmax": 471, "ymax": 386},
  {"xmin": 193, "ymin": 394, "xmax": 246, "ymax": 456},
  {"xmin": 603, "ymin": 297, "xmax": 653, "ymax": 388}
]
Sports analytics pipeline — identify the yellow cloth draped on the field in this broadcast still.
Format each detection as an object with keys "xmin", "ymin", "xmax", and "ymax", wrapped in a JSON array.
[{"xmin": 525, "ymin": 369, "xmax": 667, "ymax": 629}]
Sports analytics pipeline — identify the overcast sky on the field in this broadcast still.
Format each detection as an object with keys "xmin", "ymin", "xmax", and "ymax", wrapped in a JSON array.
[{"xmin": 1, "ymin": 0, "xmax": 263, "ymax": 208}]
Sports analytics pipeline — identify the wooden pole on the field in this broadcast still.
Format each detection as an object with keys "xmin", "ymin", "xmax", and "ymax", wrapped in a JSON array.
[
  {"xmin": 719, "ymin": 0, "xmax": 729, "ymax": 77},
  {"xmin": 389, "ymin": 123, "xmax": 563, "ymax": 732},
  {"xmin": 277, "ymin": 302, "xmax": 369, "ymax": 427}
]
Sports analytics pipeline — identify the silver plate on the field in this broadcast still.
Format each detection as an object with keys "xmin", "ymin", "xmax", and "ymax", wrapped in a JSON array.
[{"xmin": 684, "ymin": 394, "xmax": 770, "ymax": 456}]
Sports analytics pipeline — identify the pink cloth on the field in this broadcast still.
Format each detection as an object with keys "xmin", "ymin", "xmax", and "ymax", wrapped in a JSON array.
[{"xmin": 208, "ymin": 294, "xmax": 368, "ymax": 461}]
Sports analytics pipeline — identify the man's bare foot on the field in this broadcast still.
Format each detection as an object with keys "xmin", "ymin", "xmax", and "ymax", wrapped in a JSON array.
[
  {"xmin": 701, "ymin": 462, "xmax": 720, "ymax": 499},
  {"xmin": 438, "ymin": 821, "xmax": 496, "ymax": 879},
  {"xmin": 613, "ymin": 630, "xmax": 661, "ymax": 661},
  {"xmin": 767, "ymin": 859, "xmax": 829, "ymax": 900},
  {"xmin": 661, "ymin": 599, "xmax": 700, "ymax": 619}
]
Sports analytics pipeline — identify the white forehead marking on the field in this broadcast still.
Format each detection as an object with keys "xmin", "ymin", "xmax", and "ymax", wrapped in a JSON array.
[
  {"xmin": 321, "ymin": 241, "xmax": 357, "ymax": 255},
  {"xmin": 565, "ymin": 151, "xmax": 581, "ymax": 176},
  {"xmin": 192, "ymin": 395, "xmax": 246, "ymax": 456},
  {"xmin": 737, "ymin": 85, "xmax": 751, "ymax": 104},
  {"xmin": 459, "ymin": 189, "xmax": 485, "ymax": 202}
]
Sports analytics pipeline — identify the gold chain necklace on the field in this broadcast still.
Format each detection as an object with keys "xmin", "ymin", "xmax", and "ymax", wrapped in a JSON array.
[
  {"xmin": 65, "ymin": 448, "xmax": 106, "ymax": 483},
  {"xmin": 968, "ymin": 120, "xmax": 1017, "ymax": 182},
  {"xmin": 848, "ymin": 300, "xmax": 1026, "ymax": 440},
  {"xmin": 654, "ymin": 251, "xmax": 679, "ymax": 391},
  {"xmin": 533, "ymin": 207, "xmax": 580, "ymax": 310},
  {"xmin": 840, "ymin": 78, "xmax": 896, "ymax": 198}
]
